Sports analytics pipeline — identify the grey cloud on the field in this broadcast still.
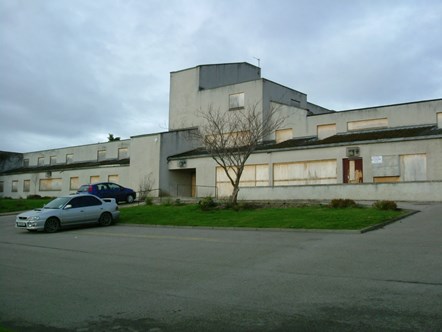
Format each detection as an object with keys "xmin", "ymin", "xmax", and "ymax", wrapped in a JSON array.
[{"xmin": 1, "ymin": 0, "xmax": 441, "ymax": 152}]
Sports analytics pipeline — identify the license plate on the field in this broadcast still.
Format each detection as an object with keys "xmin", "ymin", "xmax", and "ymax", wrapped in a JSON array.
[{"xmin": 17, "ymin": 222, "xmax": 26, "ymax": 227}]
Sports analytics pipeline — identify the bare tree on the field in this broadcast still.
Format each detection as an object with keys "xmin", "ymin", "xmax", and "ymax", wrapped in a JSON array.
[
  {"xmin": 138, "ymin": 173, "xmax": 155, "ymax": 202},
  {"xmin": 191, "ymin": 102, "xmax": 284, "ymax": 205}
]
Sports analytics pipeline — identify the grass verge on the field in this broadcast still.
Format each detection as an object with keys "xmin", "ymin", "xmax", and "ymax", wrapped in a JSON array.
[
  {"xmin": 119, "ymin": 204, "xmax": 406, "ymax": 230},
  {"xmin": 0, "ymin": 198, "xmax": 52, "ymax": 213}
]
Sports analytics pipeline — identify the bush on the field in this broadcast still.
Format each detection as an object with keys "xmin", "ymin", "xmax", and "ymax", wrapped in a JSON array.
[
  {"xmin": 330, "ymin": 199, "xmax": 357, "ymax": 208},
  {"xmin": 27, "ymin": 194, "xmax": 42, "ymax": 199},
  {"xmin": 144, "ymin": 196, "xmax": 153, "ymax": 205},
  {"xmin": 198, "ymin": 196, "xmax": 217, "ymax": 210},
  {"xmin": 372, "ymin": 200, "xmax": 397, "ymax": 210}
]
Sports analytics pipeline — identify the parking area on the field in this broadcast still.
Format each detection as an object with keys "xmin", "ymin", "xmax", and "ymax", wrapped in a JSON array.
[{"xmin": 1, "ymin": 203, "xmax": 441, "ymax": 331}]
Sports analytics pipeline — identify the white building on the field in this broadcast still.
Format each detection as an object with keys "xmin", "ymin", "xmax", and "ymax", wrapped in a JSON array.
[{"xmin": 1, "ymin": 63, "xmax": 442, "ymax": 201}]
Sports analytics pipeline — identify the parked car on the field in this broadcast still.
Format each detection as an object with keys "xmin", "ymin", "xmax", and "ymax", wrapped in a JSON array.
[
  {"xmin": 15, "ymin": 194, "xmax": 120, "ymax": 233},
  {"xmin": 77, "ymin": 182, "xmax": 136, "ymax": 203}
]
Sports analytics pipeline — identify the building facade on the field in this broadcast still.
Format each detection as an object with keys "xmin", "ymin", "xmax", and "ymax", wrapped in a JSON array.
[{"xmin": 1, "ymin": 63, "xmax": 442, "ymax": 201}]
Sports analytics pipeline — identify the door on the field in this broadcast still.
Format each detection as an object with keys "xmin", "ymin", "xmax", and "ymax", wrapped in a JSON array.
[
  {"xmin": 343, "ymin": 158, "xmax": 363, "ymax": 183},
  {"xmin": 191, "ymin": 172, "xmax": 196, "ymax": 197},
  {"xmin": 61, "ymin": 196, "xmax": 103, "ymax": 225}
]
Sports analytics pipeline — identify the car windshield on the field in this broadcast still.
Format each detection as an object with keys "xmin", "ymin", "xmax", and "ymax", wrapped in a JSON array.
[{"xmin": 44, "ymin": 197, "xmax": 72, "ymax": 209}]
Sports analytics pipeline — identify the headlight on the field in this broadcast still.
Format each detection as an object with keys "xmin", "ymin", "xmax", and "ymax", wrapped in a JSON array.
[{"xmin": 28, "ymin": 216, "xmax": 40, "ymax": 221}]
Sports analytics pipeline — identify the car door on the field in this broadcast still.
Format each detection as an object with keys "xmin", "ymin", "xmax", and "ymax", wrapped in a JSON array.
[
  {"xmin": 61, "ymin": 196, "xmax": 90, "ymax": 226},
  {"xmin": 107, "ymin": 183, "xmax": 124, "ymax": 202},
  {"xmin": 80, "ymin": 196, "xmax": 104, "ymax": 222},
  {"xmin": 96, "ymin": 183, "xmax": 110, "ymax": 199}
]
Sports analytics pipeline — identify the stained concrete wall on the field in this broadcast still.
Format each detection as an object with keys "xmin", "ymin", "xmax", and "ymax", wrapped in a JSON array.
[{"xmin": 238, "ymin": 181, "xmax": 442, "ymax": 202}]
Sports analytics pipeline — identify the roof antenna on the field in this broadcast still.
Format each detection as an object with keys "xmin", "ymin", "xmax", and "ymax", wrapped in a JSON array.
[{"xmin": 253, "ymin": 57, "xmax": 261, "ymax": 68}]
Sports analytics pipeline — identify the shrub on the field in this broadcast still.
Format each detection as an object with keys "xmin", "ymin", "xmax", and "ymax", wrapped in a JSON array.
[
  {"xmin": 144, "ymin": 196, "xmax": 153, "ymax": 205},
  {"xmin": 27, "ymin": 194, "xmax": 42, "ymax": 199},
  {"xmin": 174, "ymin": 198, "xmax": 184, "ymax": 206},
  {"xmin": 198, "ymin": 196, "xmax": 217, "ymax": 210},
  {"xmin": 330, "ymin": 199, "xmax": 357, "ymax": 208},
  {"xmin": 372, "ymin": 200, "xmax": 397, "ymax": 210}
]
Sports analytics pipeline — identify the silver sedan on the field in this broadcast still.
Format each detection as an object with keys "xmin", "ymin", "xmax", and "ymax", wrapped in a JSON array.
[{"xmin": 15, "ymin": 194, "xmax": 120, "ymax": 233}]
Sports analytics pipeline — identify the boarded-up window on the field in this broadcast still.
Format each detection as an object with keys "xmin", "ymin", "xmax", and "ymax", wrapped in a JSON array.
[
  {"xmin": 401, "ymin": 154, "xmax": 427, "ymax": 181},
  {"xmin": 66, "ymin": 154, "xmax": 74, "ymax": 164},
  {"xmin": 23, "ymin": 159, "xmax": 29, "ymax": 167},
  {"xmin": 118, "ymin": 148, "xmax": 128, "ymax": 160},
  {"xmin": 97, "ymin": 150, "xmax": 106, "ymax": 161},
  {"xmin": 229, "ymin": 92, "xmax": 245, "ymax": 110},
  {"xmin": 348, "ymin": 118, "xmax": 388, "ymax": 131},
  {"xmin": 275, "ymin": 129, "xmax": 293, "ymax": 143},
  {"xmin": 371, "ymin": 155, "xmax": 400, "ymax": 177},
  {"xmin": 216, "ymin": 164, "xmax": 269, "ymax": 197},
  {"xmin": 23, "ymin": 180, "xmax": 30, "ymax": 192},
  {"xmin": 70, "ymin": 177, "xmax": 79, "ymax": 190},
  {"xmin": 317, "ymin": 124, "xmax": 337, "ymax": 140},
  {"xmin": 274, "ymin": 160, "xmax": 337, "ymax": 186},
  {"xmin": 438, "ymin": 113, "xmax": 442, "ymax": 128},
  {"xmin": 108, "ymin": 175, "xmax": 119, "ymax": 183},
  {"xmin": 12, "ymin": 180, "xmax": 18, "ymax": 192},
  {"xmin": 90, "ymin": 176, "xmax": 100, "ymax": 184},
  {"xmin": 206, "ymin": 131, "xmax": 251, "ymax": 148},
  {"xmin": 373, "ymin": 176, "xmax": 400, "ymax": 183},
  {"xmin": 38, "ymin": 157, "xmax": 45, "ymax": 166},
  {"xmin": 50, "ymin": 156, "xmax": 57, "ymax": 165},
  {"xmin": 39, "ymin": 178, "xmax": 62, "ymax": 191}
]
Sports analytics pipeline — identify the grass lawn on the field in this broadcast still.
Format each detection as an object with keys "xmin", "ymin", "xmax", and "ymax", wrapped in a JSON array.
[
  {"xmin": 119, "ymin": 204, "xmax": 406, "ymax": 230},
  {"xmin": 0, "ymin": 198, "xmax": 52, "ymax": 213}
]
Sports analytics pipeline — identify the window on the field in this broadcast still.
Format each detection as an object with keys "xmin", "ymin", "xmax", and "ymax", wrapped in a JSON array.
[
  {"xmin": 23, "ymin": 180, "xmax": 30, "ymax": 192},
  {"xmin": 66, "ymin": 154, "xmax": 73, "ymax": 164},
  {"xmin": 347, "ymin": 118, "xmax": 388, "ymax": 131},
  {"xmin": 38, "ymin": 157, "xmax": 45, "ymax": 166},
  {"xmin": 39, "ymin": 178, "xmax": 62, "ymax": 191},
  {"xmin": 437, "ymin": 113, "xmax": 442, "ymax": 128},
  {"xmin": 401, "ymin": 154, "xmax": 427, "ymax": 181},
  {"xmin": 317, "ymin": 124, "xmax": 337, "ymax": 140},
  {"xmin": 50, "ymin": 156, "xmax": 57, "ymax": 165},
  {"xmin": 108, "ymin": 175, "xmax": 119, "ymax": 183},
  {"xmin": 275, "ymin": 129, "xmax": 293, "ymax": 143},
  {"xmin": 216, "ymin": 164, "xmax": 269, "ymax": 197},
  {"xmin": 69, "ymin": 195, "xmax": 102, "ymax": 208},
  {"xmin": 273, "ymin": 160, "xmax": 338, "ymax": 186},
  {"xmin": 0, "ymin": 181, "xmax": 3, "ymax": 192},
  {"xmin": 12, "ymin": 180, "xmax": 19, "ymax": 192},
  {"xmin": 229, "ymin": 92, "xmax": 245, "ymax": 110},
  {"xmin": 90, "ymin": 176, "xmax": 100, "ymax": 184},
  {"xmin": 23, "ymin": 159, "xmax": 29, "ymax": 167},
  {"xmin": 97, "ymin": 150, "xmax": 106, "ymax": 161},
  {"xmin": 118, "ymin": 148, "xmax": 128, "ymax": 160},
  {"xmin": 70, "ymin": 177, "xmax": 79, "ymax": 190}
]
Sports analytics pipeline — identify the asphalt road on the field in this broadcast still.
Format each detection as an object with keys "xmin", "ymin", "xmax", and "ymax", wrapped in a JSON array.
[{"xmin": 1, "ymin": 203, "xmax": 441, "ymax": 331}]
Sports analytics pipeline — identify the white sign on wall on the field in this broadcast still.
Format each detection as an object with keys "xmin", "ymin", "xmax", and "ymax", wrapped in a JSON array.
[{"xmin": 371, "ymin": 156, "xmax": 383, "ymax": 164}]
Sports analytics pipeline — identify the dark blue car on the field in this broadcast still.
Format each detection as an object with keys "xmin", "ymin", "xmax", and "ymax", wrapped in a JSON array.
[{"xmin": 77, "ymin": 182, "xmax": 136, "ymax": 203}]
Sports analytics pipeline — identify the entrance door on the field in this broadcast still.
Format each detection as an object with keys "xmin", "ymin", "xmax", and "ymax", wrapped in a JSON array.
[
  {"xmin": 191, "ymin": 172, "xmax": 196, "ymax": 197},
  {"xmin": 343, "ymin": 158, "xmax": 363, "ymax": 183}
]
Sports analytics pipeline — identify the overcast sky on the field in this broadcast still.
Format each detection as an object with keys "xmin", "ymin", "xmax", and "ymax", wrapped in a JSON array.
[{"xmin": 1, "ymin": 0, "xmax": 441, "ymax": 153}]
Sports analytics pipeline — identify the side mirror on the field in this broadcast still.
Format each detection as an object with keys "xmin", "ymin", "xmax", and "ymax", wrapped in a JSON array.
[{"xmin": 64, "ymin": 204, "xmax": 72, "ymax": 210}]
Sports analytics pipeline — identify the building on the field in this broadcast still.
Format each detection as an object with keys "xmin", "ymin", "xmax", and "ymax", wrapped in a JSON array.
[{"xmin": 1, "ymin": 62, "xmax": 442, "ymax": 201}]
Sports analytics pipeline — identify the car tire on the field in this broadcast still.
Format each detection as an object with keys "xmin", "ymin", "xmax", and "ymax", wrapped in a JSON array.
[
  {"xmin": 44, "ymin": 217, "xmax": 60, "ymax": 233},
  {"xmin": 126, "ymin": 195, "xmax": 135, "ymax": 204},
  {"xmin": 99, "ymin": 212, "xmax": 113, "ymax": 226}
]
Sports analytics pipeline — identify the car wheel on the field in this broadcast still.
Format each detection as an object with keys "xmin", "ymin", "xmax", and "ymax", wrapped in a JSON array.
[
  {"xmin": 126, "ymin": 195, "xmax": 135, "ymax": 204},
  {"xmin": 44, "ymin": 217, "xmax": 60, "ymax": 233},
  {"xmin": 99, "ymin": 212, "xmax": 113, "ymax": 226}
]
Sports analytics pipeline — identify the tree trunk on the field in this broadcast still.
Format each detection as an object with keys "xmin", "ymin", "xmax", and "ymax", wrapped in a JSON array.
[{"xmin": 231, "ymin": 185, "xmax": 240, "ymax": 205}]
